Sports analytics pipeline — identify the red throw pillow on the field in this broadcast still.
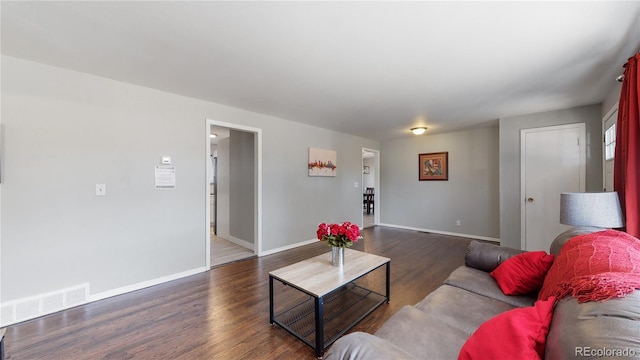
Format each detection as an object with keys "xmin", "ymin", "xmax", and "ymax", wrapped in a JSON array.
[
  {"xmin": 490, "ymin": 251, "xmax": 555, "ymax": 295},
  {"xmin": 458, "ymin": 296, "xmax": 556, "ymax": 360}
]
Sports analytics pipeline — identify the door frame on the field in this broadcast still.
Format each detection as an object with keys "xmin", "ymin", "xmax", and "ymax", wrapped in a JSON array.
[
  {"xmin": 602, "ymin": 104, "xmax": 618, "ymax": 191},
  {"xmin": 205, "ymin": 119, "xmax": 263, "ymax": 268},
  {"xmin": 519, "ymin": 123, "xmax": 586, "ymax": 250},
  {"xmin": 361, "ymin": 147, "xmax": 380, "ymax": 227}
]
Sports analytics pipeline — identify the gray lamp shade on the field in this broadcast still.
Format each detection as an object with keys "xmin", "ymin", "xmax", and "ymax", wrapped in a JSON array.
[{"xmin": 560, "ymin": 192, "xmax": 624, "ymax": 228}]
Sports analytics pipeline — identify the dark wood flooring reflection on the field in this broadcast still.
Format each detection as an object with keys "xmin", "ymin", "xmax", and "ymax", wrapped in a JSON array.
[{"xmin": 4, "ymin": 227, "xmax": 474, "ymax": 359}]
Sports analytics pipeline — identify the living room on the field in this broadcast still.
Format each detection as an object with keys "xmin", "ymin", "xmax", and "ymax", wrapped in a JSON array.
[{"xmin": 1, "ymin": 1, "xmax": 639, "ymax": 358}]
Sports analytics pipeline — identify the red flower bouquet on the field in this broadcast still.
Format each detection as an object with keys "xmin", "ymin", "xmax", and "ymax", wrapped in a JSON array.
[{"xmin": 317, "ymin": 222, "xmax": 362, "ymax": 248}]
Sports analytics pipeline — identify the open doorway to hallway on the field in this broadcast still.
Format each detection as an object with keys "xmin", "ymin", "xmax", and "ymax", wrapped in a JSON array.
[
  {"xmin": 362, "ymin": 148, "xmax": 379, "ymax": 228},
  {"xmin": 208, "ymin": 122, "xmax": 261, "ymax": 267}
]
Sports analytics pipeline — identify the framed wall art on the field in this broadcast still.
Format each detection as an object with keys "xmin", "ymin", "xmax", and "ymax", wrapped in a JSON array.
[
  {"xmin": 308, "ymin": 147, "xmax": 337, "ymax": 177},
  {"xmin": 419, "ymin": 152, "xmax": 448, "ymax": 181}
]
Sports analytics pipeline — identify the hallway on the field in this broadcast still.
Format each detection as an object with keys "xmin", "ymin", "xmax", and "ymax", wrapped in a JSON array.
[
  {"xmin": 210, "ymin": 233, "xmax": 255, "ymax": 268},
  {"xmin": 364, "ymin": 211, "xmax": 374, "ymax": 228}
]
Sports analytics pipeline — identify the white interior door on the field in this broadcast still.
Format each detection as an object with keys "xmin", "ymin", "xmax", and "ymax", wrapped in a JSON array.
[
  {"xmin": 603, "ymin": 108, "xmax": 617, "ymax": 192},
  {"xmin": 521, "ymin": 123, "xmax": 586, "ymax": 251}
]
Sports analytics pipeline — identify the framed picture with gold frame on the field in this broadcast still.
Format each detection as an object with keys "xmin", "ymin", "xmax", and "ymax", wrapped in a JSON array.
[{"xmin": 419, "ymin": 152, "xmax": 448, "ymax": 181}]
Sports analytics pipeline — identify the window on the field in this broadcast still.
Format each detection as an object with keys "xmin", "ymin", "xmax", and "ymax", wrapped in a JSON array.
[{"xmin": 605, "ymin": 124, "xmax": 616, "ymax": 161}]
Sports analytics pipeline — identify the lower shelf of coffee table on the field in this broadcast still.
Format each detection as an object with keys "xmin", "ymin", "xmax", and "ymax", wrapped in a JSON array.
[{"xmin": 272, "ymin": 282, "xmax": 387, "ymax": 348}]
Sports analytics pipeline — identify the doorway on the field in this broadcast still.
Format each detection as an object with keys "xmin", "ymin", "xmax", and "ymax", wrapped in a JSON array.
[
  {"xmin": 362, "ymin": 148, "xmax": 380, "ymax": 228},
  {"xmin": 206, "ymin": 120, "xmax": 262, "ymax": 268},
  {"xmin": 520, "ymin": 123, "xmax": 586, "ymax": 251}
]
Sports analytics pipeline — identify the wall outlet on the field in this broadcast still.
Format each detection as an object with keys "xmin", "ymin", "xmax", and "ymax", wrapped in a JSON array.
[{"xmin": 456, "ymin": 220, "xmax": 461, "ymax": 226}]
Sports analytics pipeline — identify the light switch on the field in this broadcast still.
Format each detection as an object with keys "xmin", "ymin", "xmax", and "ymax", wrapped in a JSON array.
[
  {"xmin": 354, "ymin": 182, "xmax": 359, "ymax": 188},
  {"xmin": 96, "ymin": 184, "xmax": 106, "ymax": 196}
]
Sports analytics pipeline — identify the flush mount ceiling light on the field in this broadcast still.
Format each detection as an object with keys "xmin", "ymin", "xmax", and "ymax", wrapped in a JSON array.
[
  {"xmin": 410, "ymin": 127, "xmax": 428, "ymax": 135},
  {"xmin": 210, "ymin": 133, "xmax": 217, "ymax": 138}
]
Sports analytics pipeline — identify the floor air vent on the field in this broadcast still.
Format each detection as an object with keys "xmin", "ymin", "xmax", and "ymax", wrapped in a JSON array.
[{"xmin": 0, "ymin": 283, "xmax": 89, "ymax": 326}]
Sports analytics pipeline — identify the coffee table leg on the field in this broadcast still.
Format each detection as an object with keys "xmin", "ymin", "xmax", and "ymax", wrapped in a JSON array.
[
  {"xmin": 269, "ymin": 276, "xmax": 274, "ymax": 324},
  {"xmin": 315, "ymin": 296, "xmax": 324, "ymax": 358},
  {"xmin": 386, "ymin": 262, "xmax": 391, "ymax": 303}
]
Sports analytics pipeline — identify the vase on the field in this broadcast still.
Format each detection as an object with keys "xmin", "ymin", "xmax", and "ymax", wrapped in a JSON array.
[{"xmin": 331, "ymin": 246, "xmax": 344, "ymax": 267}]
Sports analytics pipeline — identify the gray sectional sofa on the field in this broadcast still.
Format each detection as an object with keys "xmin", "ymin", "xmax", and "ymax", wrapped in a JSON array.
[{"xmin": 325, "ymin": 236, "xmax": 640, "ymax": 359}]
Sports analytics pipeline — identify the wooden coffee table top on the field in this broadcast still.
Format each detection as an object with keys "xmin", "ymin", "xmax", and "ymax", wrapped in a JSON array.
[{"xmin": 269, "ymin": 248, "xmax": 390, "ymax": 297}]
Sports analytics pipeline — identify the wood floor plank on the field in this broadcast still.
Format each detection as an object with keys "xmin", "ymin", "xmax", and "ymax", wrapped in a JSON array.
[{"xmin": 4, "ymin": 226, "xmax": 476, "ymax": 359}]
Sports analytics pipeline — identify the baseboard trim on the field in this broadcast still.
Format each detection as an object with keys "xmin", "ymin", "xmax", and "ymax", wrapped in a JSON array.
[
  {"xmin": 259, "ymin": 225, "xmax": 500, "ymax": 256},
  {"xmin": 217, "ymin": 234, "xmax": 253, "ymax": 251},
  {"xmin": 260, "ymin": 238, "xmax": 319, "ymax": 256},
  {"xmin": 89, "ymin": 266, "xmax": 209, "ymax": 304},
  {"xmin": 1, "ymin": 266, "xmax": 210, "ymax": 327},
  {"xmin": 378, "ymin": 223, "xmax": 500, "ymax": 243}
]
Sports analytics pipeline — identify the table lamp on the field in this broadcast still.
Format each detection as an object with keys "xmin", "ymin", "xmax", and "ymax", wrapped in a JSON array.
[{"xmin": 550, "ymin": 192, "xmax": 624, "ymax": 254}]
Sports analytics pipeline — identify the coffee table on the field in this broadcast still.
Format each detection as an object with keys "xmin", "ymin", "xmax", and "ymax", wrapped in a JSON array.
[{"xmin": 269, "ymin": 248, "xmax": 390, "ymax": 358}]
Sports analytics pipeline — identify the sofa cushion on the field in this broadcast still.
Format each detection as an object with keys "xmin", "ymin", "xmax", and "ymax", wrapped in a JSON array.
[
  {"xmin": 414, "ymin": 284, "xmax": 516, "ymax": 334},
  {"xmin": 545, "ymin": 292, "xmax": 640, "ymax": 359},
  {"xmin": 458, "ymin": 297, "xmax": 556, "ymax": 360},
  {"xmin": 324, "ymin": 332, "xmax": 417, "ymax": 360},
  {"xmin": 374, "ymin": 305, "xmax": 469, "ymax": 360},
  {"xmin": 444, "ymin": 266, "xmax": 537, "ymax": 308},
  {"xmin": 490, "ymin": 251, "xmax": 554, "ymax": 295}
]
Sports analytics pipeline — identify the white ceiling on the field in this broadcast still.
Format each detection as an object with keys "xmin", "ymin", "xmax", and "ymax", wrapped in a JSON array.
[
  {"xmin": 2, "ymin": 1, "xmax": 639, "ymax": 140},
  {"xmin": 210, "ymin": 125, "xmax": 230, "ymax": 145}
]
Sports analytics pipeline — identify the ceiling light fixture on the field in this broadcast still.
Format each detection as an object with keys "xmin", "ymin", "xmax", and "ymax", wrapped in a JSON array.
[
  {"xmin": 411, "ymin": 127, "xmax": 428, "ymax": 135},
  {"xmin": 210, "ymin": 134, "xmax": 217, "ymax": 138}
]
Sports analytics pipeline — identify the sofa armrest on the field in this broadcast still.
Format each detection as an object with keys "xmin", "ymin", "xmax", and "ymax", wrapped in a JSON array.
[
  {"xmin": 0, "ymin": 328, "xmax": 5, "ymax": 360},
  {"xmin": 465, "ymin": 241, "xmax": 525, "ymax": 273},
  {"xmin": 324, "ymin": 332, "xmax": 417, "ymax": 360}
]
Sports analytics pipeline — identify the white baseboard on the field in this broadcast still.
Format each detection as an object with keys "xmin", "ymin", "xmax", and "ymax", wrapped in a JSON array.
[
  {"xmin": 378, "ymin": 223, "xmax": 500, "ymax": 243},
  {"xmin": 0, "ymin": 266, "xmax": 209, "ymax": 327},
  {"xmin": 259, "ymin": 238, "xmax": 319, "ymax": 256},
  {"xmin": 259, "ymin": 225, "xmax": 499, "ymax": 257},
  {"xmin": 218, "ymin": 234, "xmax": 254, "ymax": 251},
  {"xmin": 89, "ymin": 266, "xmax": 209, "ymax": 303}
]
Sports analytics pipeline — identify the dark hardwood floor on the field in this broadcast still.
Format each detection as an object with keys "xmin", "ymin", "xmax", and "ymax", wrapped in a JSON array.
[{"xmin": 4, "ymin": 226, "xmax": 474, "ymax": 359}]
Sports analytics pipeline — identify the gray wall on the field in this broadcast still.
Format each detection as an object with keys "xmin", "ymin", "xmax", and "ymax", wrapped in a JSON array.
[
  {"xmin": 602, "ymin": 82, "xmax": 622, "ymax": 117},
  {"xmin": 0, "ymin": 56, "xmax": 379, "ymax": 304},
  {"xmin": 0, "ymin": 54, "xmax": 615, "ymax": 321},
  {"xmin": 498, "ymin": 104, "xmax": 603, "ymax": 249},
  {"xmin": 229, "ymin": 130, "xmax": 255, "ymax": 244},
  {"xmin": 381, "ymin": 126, "xmax": 500, "ymax": 239}
]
